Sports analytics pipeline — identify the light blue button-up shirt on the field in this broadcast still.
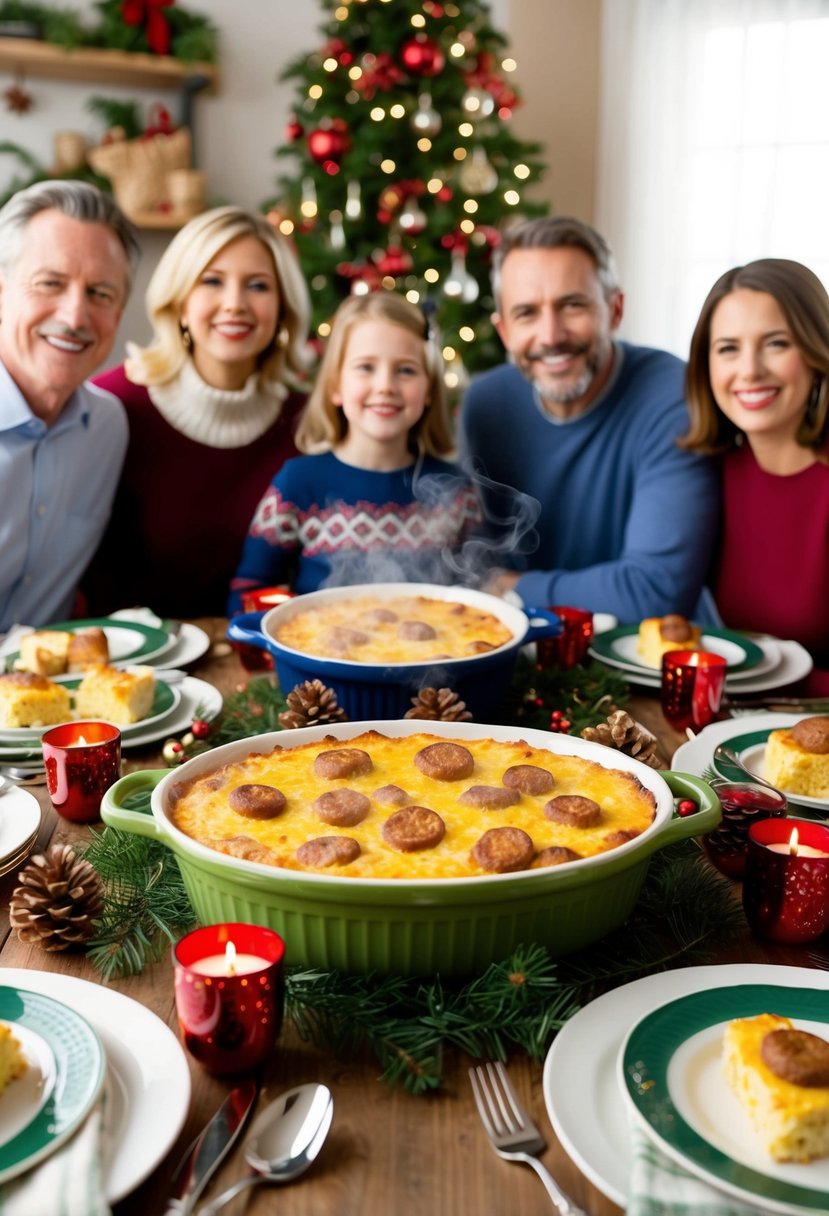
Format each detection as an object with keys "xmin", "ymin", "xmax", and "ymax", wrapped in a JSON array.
[{"xmin": 0, "ymin": 359, "xmax": 128, "ymax": 631}]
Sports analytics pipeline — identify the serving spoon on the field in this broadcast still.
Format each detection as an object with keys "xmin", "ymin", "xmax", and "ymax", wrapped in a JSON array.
[
  {"xmin": 711, "ymin": 744, "xmax": 785, "ymax": 795},
  {"xmin": 199, "ymin": 1082, "xmax": 333, "ymax": 1214}
]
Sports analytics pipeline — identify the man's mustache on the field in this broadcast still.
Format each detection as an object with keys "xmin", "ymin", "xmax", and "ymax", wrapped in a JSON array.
[{"xmin": 526, "ymin": 342, "xmax": 589, "ymax": 362}]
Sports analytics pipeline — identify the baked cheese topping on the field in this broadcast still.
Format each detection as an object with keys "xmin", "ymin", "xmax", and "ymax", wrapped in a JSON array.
[
  {"xmin": 169, "ymin": 731, "xmax": 657, "ymax": 879},
  {"xmin": 274, "ymin": 595, "xmax": 513, "ymax": 663}
]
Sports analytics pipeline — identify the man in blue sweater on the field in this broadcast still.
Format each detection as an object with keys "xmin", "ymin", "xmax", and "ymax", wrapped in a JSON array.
[{"xmin": 458, "ymin": 216, "xmax": 718, "ymax": 624}]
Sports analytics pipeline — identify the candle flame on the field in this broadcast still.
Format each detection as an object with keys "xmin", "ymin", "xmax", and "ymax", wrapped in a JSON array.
[
  {"xmin": 77, "ymin": 734, "xmax": 89, "ymax": 746},
  {"xmin": 225, "ymin": 940, "xmax": 237, "ymax": 976},
  {"xmin": 789, "ymin": 827, "xmax": 799, "ymax": 856}
]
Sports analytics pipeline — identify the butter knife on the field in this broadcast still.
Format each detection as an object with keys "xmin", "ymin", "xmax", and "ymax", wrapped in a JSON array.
[{"xmin": 164, "ymin": 1080, "xmax": 258, "ymax": 1215}]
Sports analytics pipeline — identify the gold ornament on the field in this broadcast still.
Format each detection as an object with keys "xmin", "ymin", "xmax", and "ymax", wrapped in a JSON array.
[
  {"xmin": 411, "ymin": 92, "xmax": 442, "ymax": 137},
  {"xmin": 459, "ymin": 146, "xmax": 499, "ymax": 195}
]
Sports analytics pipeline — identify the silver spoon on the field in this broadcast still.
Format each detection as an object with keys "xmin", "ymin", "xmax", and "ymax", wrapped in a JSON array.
[
  {"xmin": 0, "ymin": 765, "xmax": 47, "ymax": 785},
  {"xmin": 199, "ymin": 1082, "xmax": 333, "ymax": 1215},
  {"xmin": 712, "ymin": 744, "xmax": 785, "ymax": 795}
]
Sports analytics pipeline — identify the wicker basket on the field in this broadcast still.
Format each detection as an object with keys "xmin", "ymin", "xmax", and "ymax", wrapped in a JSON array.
[{"xmin": 88, "ymin": 127, "xmax": 192, "ymax": 218}]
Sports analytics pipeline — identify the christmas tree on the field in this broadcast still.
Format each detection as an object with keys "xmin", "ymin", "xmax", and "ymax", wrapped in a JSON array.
[{"xmin": 266, "ymin": 0, "xmax": 547, "ymax": 386}]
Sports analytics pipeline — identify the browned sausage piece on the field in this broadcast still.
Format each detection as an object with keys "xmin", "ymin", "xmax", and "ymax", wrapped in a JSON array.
[
  {"xmin": 471, "ymin": 826, "xmax": 534, "ymax": 873},
  {"xmin": 449, "ymin": 604, "xmax": 467, "ymax": 615},
  {"xmin": 413, "ymin": 741, "xmax": 474, "ymax": 781},
  {"xmin": 372, "ymin": 783, "xmax": 410, "ymax": 806},
  {"xmin": 531, "ymin": 845, "xmax": 582, "ymax": 868},
  {"xmin": 359, "ymin": 607, "xmax": 399, "ymax": 626},
  {"xmin": 296, "ymin": 836, "xmax": 362, "ymax": 867},
  {"xmin": 215, "ymin": 834, "xmax": 280, "ymax": 864},
  {"xmin": 227, "ymin": 783, "xmax": 287, "ymax": 820},
  {"xmin": 761, "ymin": 1028, "xmax": 829, "ymax": 1087},
  {"xmin": 313, "ymin": 788, "xmax": 371, "ymax": 826},
  {"xmin": 313, "ymin": 748, "xmax": 373, "ymax": 780},
  {"xmin": 604, "ymin": 828, "xmax": 641, "ymax": 847},
  {"xmin": 323, "ymin": 626, "xmax": 369, "ymax": 653},
  {"xmin": 382, "ymin": 805, "xmax": 446, "ymax": 851},
  {"xmin": 502, "ymin": 764, "xmax": 555, "ymax": 796},
  {"xmin": 458, "ymin": 785, "xmax": 521, "ymax": 810},
  {"xmin": 544, "ymin": 795, "xmax": 602, "ymax": 828},
  {"xmin": 397, "ymin": 620, "xmax": 438, "ymax": 641},
  {"xmin": 465, "ymin": 639, "xmax": 496, "ymax": 654}
]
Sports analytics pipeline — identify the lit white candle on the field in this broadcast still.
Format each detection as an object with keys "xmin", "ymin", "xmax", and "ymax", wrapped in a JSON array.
[
  {"xmin": 189, "ymin": 940, "xmax": 270, "ymax": 977},
  {"xmin": 765, "ymin": 827, "xmax": 829, "ymax": 858}
]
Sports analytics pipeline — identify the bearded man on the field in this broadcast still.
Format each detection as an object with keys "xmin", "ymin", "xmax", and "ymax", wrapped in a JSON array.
[{"xmin": 458, "ymin": 216, "xmax": 718, "ymax": 623}]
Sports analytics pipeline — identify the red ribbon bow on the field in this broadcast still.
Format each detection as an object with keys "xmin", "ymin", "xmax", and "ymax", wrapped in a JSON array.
[{"xmin": 121, "ymin": 0, "xmax": 174, "ymax": 57}]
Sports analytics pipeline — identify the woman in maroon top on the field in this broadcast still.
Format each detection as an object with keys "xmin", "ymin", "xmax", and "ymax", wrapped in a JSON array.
[
  {"xmin": 683, "ymin": 259, "xmax": 829, "ymax": 694},
  {"xmin": 85, "ymin": 206, "xmax": 310, "ymax": 617}
]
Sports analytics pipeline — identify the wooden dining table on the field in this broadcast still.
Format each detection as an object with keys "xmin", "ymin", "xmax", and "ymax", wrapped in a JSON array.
[{"xmin": 1, "ymin": 617, "xmax": 826, "ymax": 1215}]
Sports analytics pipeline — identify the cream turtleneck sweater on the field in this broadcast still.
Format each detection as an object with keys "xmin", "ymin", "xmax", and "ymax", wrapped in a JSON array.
[{"xmin": 148, "ymin": 357, "xmax": 288, "ymax": 449}]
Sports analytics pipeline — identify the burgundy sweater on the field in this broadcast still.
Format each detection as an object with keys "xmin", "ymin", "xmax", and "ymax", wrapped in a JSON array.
[
  {"xmin": 714, "ymin": 443, "xmax": 829, "ymax": 694},
  {"xmin": 84, "ymin": 365, "xmax": 305, "ymax": 617}
]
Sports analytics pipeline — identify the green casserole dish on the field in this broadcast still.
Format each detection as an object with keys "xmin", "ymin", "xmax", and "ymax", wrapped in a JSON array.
[{"xmin": 101, "ymin": 720, "xmax": 720, "ymax": 977}]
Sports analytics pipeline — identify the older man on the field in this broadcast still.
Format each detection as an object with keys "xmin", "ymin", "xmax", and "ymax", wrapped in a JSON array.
[
  {"xmin": 458, "ymin": 216, "xmax": 718, "ymax": 623},
  {"xmin": 0, "ymin": 181, "xmax": 138, "ymax": 631}
]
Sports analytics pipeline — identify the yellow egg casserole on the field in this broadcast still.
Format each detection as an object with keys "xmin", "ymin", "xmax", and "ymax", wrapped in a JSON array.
[
  {"xmin": 274, "ymin": 595, "xmax": 513, "ymax": 663},
  {"xmin": 168, "ymin": 730, "xmax": 657, "ymax": 879},
  {"xmin": 723, "ymin": 1013, "xmax": 829, "ymax": 1162},
  {"xmin": 0, "ymin": 1023, "xmax": 26, "ymax": 1095}
]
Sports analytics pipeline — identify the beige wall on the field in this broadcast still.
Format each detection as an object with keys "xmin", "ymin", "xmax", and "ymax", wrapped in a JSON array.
[{"xmin": 508, "ymin": 0, "xmax": 601, "ymax": 222}]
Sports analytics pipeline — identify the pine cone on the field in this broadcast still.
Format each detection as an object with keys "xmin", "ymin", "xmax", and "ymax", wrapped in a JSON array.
[
  {"xmin": 580, "ymin": 710, "xmax": 665, "ymax": 769},
  {"xmin": 404, "ymin": 687, "xmax": 473, "ymax": 721},
  {"xmin": 10, "ymin": 844, "xmax": 104, "ymax": 951},
  {"xmin": 279, "ymin": 679, "xmax": 349, "ymax": 730}
]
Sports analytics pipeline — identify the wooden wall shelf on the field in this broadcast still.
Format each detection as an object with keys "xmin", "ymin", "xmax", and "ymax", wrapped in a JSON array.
[{"xmin": 0, "ymin": 37, "xmax": 219, "ymax": 93}]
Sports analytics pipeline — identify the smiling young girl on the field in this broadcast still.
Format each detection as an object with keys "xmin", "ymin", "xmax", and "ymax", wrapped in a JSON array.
[{"xmin": 229, "ymin": 292, "xmax": 480, "ymax": 607}]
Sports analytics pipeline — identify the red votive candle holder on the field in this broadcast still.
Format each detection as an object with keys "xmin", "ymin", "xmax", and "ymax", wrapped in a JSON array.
[
  {"xmin": 660, "ymin": 650, "xmax": 727, "ymax": 732},
  {"xmin": 235, "ymin": 587, "xmax": 294, "ymax": 671},
  {"xmin": 41, "ymin": 721, "xmax": 121, "ymax": 823},
  {"xmin": 173, "ymin": 922, "xmax": 285, "ymax": 1075},
  {"xmin": 536, "ymin": 606, "xmax": 594, "ymax": 670},
  {"xmin": 743, "ymin": 818, "xmax": 829, "ymax": 944}
]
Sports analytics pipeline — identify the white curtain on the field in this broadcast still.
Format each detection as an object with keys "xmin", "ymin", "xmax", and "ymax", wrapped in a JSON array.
[{"xmin": 596, "ymin": 0, "xmax": 829, "ymax": 357}]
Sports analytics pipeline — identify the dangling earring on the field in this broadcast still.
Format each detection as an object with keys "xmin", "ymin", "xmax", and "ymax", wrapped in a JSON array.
[
  {"xmin": 276, "ymin": 327, "xmax": 289, "ymax": 349},
  {"xmin": 806, "ymin": 376, "xmax": 824, "ymax": 425},
  {"xmin": 180, "ymin": 323, "xmax": 192, "ymax": 351}
]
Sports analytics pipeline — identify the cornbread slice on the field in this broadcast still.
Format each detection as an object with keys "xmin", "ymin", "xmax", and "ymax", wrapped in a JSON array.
[
  {"xmin": 18, "ymin": 629, "xmax": 72, "ymax": 676},
  {"xmin": 0, "ymin": 1023, "xmax": 27, "ymax": 1094},
  {"xmin": 0, "ymin": 672, "xmax": 72, "ymax": 728},
  {"xmin": 75, "ymin": 664, "xmax": 155, "ymax": 725},
  {"xmin": 636, "ymin": 614, "xmax": 702, "ymax": 668},
  {"xmin": 67, "ymin": 627, "xmax": 109, "ymax": 673},
  {"xmin": 764, "ymin": 717, "xmax": 829, "ymax": 799},
  {"xmin": 723, "ymin": 1013, "xmax": 829, "ymax": 1162}
]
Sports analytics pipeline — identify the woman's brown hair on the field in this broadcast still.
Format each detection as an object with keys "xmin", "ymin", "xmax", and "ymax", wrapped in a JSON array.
[{"xmin": 682, "ymin": 258, "xmax": 829, "ymax": 453}]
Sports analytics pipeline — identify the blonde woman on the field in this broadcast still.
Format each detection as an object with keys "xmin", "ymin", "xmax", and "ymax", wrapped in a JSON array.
[
  {"xmin": 86, "ymin": 205, "xmax": 310, "ymax": 616},
  {"xmin": 229, "ymin": 292, "xmax": 480, "ymax": 608}
]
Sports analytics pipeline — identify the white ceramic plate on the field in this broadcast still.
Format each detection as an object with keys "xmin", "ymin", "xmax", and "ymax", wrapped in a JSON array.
[
  {"xmin": 610, "ymin": 637, "xmax": 812, "ymax": 693},
  {"xmin": 0, "ymin": 987, "xmax": 105, "ymax": 1184},
  {"xmin": 0, "ymin": 785, "xmax": 40, "ymax": 863},
  {"xmin": 590, "ymin": 626, "xmax": 765, "ymax": 675},
  {"xmin": 621, "ymin": 985, "xmax": 829, "ymax": 1213},
  {"xmin": 0, "ymin": 678, "xmax": 182, "ymax": 744},
  {"xmin": 156, "ymin": 622, "xmax": 211, "ymax": 668},
  {"xmin": 543, "ymin": 963, "xmax": 829, "ymax": 1208},
  {"xmin": 672, "ymin": 713, "xmax": 827, "ymax": 813},
  {"xmin": 121, "ymin": 676, "xmax": 223, "ymax": 752},
  {"xmin": 0, "ymin": 1020, "xmax": 56, "ymax": 1149},
  {"xmin": 0, "ymin": 969, "xmax": 190, "ymax": 1202}
]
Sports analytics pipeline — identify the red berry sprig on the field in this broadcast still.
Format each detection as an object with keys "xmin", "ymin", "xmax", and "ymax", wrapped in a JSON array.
[
  {"xmin": 549, "ymin": 709, "xmax": 571, "ymax": 734},
  {"xmin": 191, "ymin": 718, "xmax": 211, "ymax": 740},
  {"xmin": 676, "ymin": 798, "xmax": 698, "ymax": 817}
]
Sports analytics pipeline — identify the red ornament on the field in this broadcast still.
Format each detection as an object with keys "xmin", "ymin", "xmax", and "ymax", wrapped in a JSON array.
[
  {"xmin": 191, "ymin": 718, "xmax": 211, "ymax": 740},
  {"xmin": 142, "ymin": 102, "xmax": 175, "ymax": 138},
  {"xmin": 435, "ymin": 184, "xmax": 453, "ymax": 203},
  {"xmin": 375, "ymin": 245, "xmax": 414, "ymax": 277},
  {"xmin": 121, "ymin": 0, "xmax": 173, "ymax": 57},
  {"xmin": 676, "ymin": 799, "xmax": 698, "ymax": 818},
  {"xmin": 400, "ymin": 34, "xmax": 445, "ymax": 78},
  {"xmin": 285, "ymin": 117, "xmax": 304, "ymax": 141},
  {"xmin": 307, "ymin": 119, "xmax": 350, "ymax": 164},
  {"xmin": 354, "ymin": 52, "xmax": 404, "ymax": 99}
]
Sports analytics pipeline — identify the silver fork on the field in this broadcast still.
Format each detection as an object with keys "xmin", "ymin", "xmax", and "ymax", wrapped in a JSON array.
[{"xmin": 469, "ymin": 1061, "xmax": 586, "ymax": 1215}]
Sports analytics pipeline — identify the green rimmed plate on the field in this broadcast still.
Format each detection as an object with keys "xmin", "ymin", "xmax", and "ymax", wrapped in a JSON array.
[
  {"xmin": 3, "ymin": 617, "xmax": 173, "ymax": 672},
  {"xmin": 712, "ymin": 723, "xmax": 829, "ymax": 814},
  {"xmin": 620, "ymin": 984, "xmax": 829, "ymax": 1214},
  {"xmin": 0, "ymin": 677, "xmax": 180, "ymax": 743},
  {"xmin": 590, "ymin": 624, "xmax": 765, "ymax": 675},
  {"xmin": 0, "ymin": 987, "xmax": 105, "ymax": 1184}
]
